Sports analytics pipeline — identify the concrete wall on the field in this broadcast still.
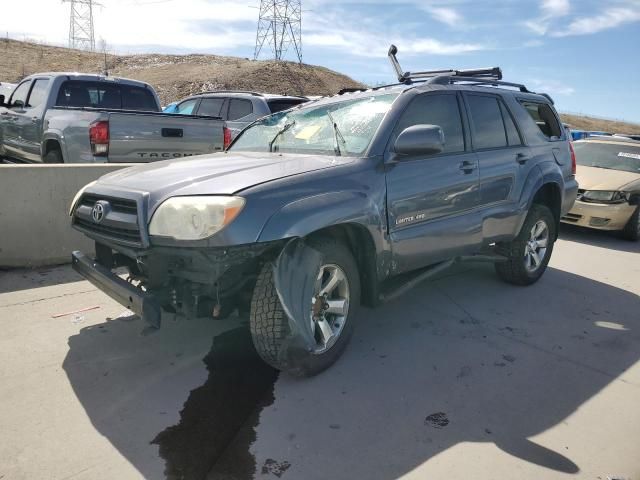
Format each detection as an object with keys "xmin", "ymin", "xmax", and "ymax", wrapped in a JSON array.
[{"xmin": 0, "ymin": 164, "xmax": 131, "ymax": 268}]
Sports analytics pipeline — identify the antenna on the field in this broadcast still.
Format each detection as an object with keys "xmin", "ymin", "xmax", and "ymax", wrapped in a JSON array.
[
  {"xmin": 62, "ymin": 0, "xmax": 97, "ymax": 51},
  {"xmin": 254, "ymin": 0, "xmax": 302, "ymax": 63}
]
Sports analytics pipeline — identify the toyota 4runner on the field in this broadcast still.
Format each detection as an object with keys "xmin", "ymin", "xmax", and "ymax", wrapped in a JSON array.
[{"xmin": 70, "ymin": 46, "xmax": 578, "ymax": 376}]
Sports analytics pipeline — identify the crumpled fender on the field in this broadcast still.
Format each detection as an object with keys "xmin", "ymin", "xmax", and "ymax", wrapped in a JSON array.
[{"xmin": 271, "ymin": 237, "xmax": 323, "ymax": 367}]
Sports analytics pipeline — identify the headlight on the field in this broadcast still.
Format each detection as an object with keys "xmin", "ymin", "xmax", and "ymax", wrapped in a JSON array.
[
  {"xmin": 581, "ymin": 190, "xmax": 628, "ymax": 204},
  {"xmin": 68, "ymin": 180, "xmax": 97, "ymax": 216},
  {"xmin": 149, "ymin": 196, "xmax": 245, "ymax": 240}
]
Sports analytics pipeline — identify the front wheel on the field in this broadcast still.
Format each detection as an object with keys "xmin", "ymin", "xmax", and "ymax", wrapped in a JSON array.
[
  {"xmin": 621, "ymin": 206, "xmax": 640, "ymax": 241},
  {"xmin": 249, "ymin": 237, "xmax": 360, "ymax": 377},
  {"xmin": 495, "ymin": 204, "xmax": 556, "ymax": 286}
]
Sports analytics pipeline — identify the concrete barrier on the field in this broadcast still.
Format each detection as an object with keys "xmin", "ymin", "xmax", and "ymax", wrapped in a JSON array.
[{"xmin": 0, "ymin": 164, "xmax": 132, "ymax": 268}]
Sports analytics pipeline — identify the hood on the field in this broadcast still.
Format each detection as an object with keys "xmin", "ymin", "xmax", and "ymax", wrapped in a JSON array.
[
  {"xmin": 97, "ymin": 151, "xmax": 353, "ymax": 199},
  {"xmin": 576, "ymin": 165, "xmax": 640, "ymax": 191}
]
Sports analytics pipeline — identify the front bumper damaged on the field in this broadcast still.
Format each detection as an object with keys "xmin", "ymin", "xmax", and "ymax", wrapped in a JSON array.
[{"xmin": 71, "ymin": 250, "xmax": 162, "ymax": 329}]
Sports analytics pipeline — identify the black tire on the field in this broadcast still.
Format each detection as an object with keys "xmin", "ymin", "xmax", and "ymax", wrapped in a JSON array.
[
  {"xmin": 43, "ymin": 149, "xmax": 63, "ymax": 163},
  {"xmin": 495, "ymin": 204, "xmax": 556, "ymax": 286},
  {"xmin": 249, "ymin": 237, "xmax": 360, "ymax": 377},
  {"xmin": 621, "ymin": 206, "xmax": 640, "ymax": 241}
]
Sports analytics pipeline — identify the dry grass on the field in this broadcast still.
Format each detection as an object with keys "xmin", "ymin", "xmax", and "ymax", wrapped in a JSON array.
[{"xmin": 2, "ymin": 38, "xmax": 640, "ymax": 135}]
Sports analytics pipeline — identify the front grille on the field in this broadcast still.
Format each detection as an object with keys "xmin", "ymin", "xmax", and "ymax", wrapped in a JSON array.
[{"xmin": 73, "ymin": 194, "xmax": 142, "ymax": 246}]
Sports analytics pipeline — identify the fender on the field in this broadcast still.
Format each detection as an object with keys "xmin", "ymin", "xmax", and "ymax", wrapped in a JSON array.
[
  {"xmin": 513, "ymin": 164, "xmax": 545, "ymax": 235},
  {"xmin": 40, "ymin": 129, "xmax": 67, "ymax": 162}
]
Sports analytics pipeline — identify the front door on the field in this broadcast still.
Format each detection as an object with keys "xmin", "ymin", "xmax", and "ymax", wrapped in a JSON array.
[
  {"xmin": 1, "ymin": 80, "xmax": 31, "ymax": 160},
  {"xmin": 386, "ymin": 92, "xmax": 481, "ymax": 272}
]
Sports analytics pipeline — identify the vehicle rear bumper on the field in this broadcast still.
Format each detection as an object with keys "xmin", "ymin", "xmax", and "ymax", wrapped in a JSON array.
[
  {"xmin": 561, "ymin": 200, "xmax": 636, "ymax": 231},
  {"xmin": 71, "ymin": 250, "xmax": 161, "ymax": 328}
]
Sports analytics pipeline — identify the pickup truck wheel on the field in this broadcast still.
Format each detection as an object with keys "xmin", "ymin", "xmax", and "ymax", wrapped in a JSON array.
[
  {"xmin": 44, "ymin": 149, "xmax": 63, "ymax": 163},
  {"xmin": 495, "ymin": 204, "xmax": 556, "ymax": 286},
  {"xmin": 249, "ymin": 238, "xmax": 360, "ymax": 377},
  {"xmin": 621, "ymin": 206, "xmax": 640, "ymax": 241}
]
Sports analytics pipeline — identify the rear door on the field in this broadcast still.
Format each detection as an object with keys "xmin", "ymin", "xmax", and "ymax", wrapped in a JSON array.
[
  {"xmin": 225, "ymin": 98, "xmax": 255, "ymax": 138},
  {"xmin": 385, "ymin": 92, "xmax": 481, "ymax": 271},
  {"xmin": 463, "ymin": 93, "xmax": 532, "ymax": 241},
  {"xmin": 107, "ymin": 112, "xmax": 224, "ymax": 162},
  {"xmin": 19, "ymin": 77, "xmax": 51, "ymax": 161}
]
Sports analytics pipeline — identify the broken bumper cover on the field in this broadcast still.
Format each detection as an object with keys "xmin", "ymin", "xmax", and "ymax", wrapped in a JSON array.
[{"xmin": 71, "ymin": 250, "xmax": 161, "ymax": 328}]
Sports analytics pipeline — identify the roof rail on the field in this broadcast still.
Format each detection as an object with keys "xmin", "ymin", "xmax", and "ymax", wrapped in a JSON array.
[
  {"xmin": 427, "ymin": 75, "xmax": 532, "ymax": 93},
  {"xmin": 388, "ymin": 44, "xmax": 502, "ymax": 83},
  {"xmin": 198, "ymin": 90, "xmax": 265, "ymax": 97}
]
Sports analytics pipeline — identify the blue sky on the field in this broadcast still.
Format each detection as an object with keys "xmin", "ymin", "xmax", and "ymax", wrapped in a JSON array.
[{"xmin": 4, "ymin": 0, "xmax": 640, "ymax": 122}]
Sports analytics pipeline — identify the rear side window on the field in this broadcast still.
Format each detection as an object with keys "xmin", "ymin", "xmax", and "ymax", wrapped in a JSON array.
[
  {"xmin": 197, "ymin": 98, "xmax": 225, "ymax": 117},
  {"xmin": 228, "ymin": 98, "xmax": 253, "ymax": 120},
  {"xmin": 467, "ymin": 95, "xmax": 507, "ymax": 149},
  {"xmin": 175, "ymin": 99, "xmax": 198, "ymax": 115},
  {"xmin": 500, "ymin": 102, "xmax": 522, "ymax": 146},
  {"xmin": 393, "ymin": 93, "xmax": 465, "ymax": 154},
  {"xmin": 268, "ymin": 99, "xmax": 307, "ymax": 113},
  {"xmin": 9, "ymin": 81, "xmax": 31, "ymax": 107},
  {"xmin": 520, "ymin": 101, "xmax": 562, "ymax": 139},
  {"xmin": 55, "ymin": 81, "xmax": 158, "ymax": 112},
  {"xmin": 26, "ymin": 78, "xmax": 50, "ymax": 108}
]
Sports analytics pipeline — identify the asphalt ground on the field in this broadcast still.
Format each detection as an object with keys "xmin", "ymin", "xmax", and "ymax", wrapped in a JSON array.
[{"xmin": 0, "ymin": 224, "xmax": 638, "ymax": 480}]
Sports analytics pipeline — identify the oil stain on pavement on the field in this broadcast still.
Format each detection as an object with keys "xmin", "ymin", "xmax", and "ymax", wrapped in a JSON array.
[{"xmin": 152, "ymin": 326, "xmax": 279, "ymax": 480}]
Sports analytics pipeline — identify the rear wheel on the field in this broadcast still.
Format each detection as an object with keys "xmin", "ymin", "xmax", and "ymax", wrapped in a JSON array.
[
  {"xmin": 621, "ymin": 206, "xmax": 640, "ymax": 241},
  {"xmin": 249, "ymin": 237, "xmax": 360, "ymax": 377},
  {"xmin": 495, "ymin": 204, "xmax": 556, "ymax": 286},
  {"xmin": 43, "ymin": 149, "xmax": 63, "ymax": 163}
]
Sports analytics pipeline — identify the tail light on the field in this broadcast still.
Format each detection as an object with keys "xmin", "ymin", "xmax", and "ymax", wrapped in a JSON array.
[
  {"xmin": 569, "ymin": 141, "xmax": 576, "ymax": 175},
  {"xmin": 89, "ymin": 120, "xmax": 109, "ymax": 157},
  {"xmin": 223, "ymin": 126, "xmax": 232, "ymax": 150}
]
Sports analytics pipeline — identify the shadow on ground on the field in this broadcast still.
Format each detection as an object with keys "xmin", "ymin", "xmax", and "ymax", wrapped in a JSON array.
[
  {"xmin": 0, "ymin": 264, "xmax": 85, "ymax": 294},
  {"xmin": 63, "ymin": 264, "xmax": 640, "ymax": 479},
  {"xmin": 559, "ymin": 223, "xmax": 640, "ymax": 253}
]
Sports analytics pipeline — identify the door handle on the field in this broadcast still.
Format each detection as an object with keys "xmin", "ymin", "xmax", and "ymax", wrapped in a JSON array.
[
  {"xmin": 31, "ymin": 116, "xmax": 39, "ymax": 123},
  {"xmin": 459, "ymin": 161, "xmax": 477, "ymax": 174},
  {"xmin": 516, "ymin": 153, "xmax": 531, "ymax": 164}
]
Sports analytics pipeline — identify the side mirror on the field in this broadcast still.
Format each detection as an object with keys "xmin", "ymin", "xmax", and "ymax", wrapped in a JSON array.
[
  {"xmin": 0, "ymin": 95, "xmax": 5, "ymax": 107},
  {"xmin": 12, "ymin": 99, "xmax": 24, "ymax": 109},
  {"xmin": 394, "ymin": 124, "xmax": 445, "ymax": 157}
]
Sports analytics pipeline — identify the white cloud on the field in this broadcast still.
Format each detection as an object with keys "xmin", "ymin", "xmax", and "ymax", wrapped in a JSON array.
[
  {"xmin": 554, "ymin": 7, "xmax": 640, "ymax": 36},
  {"xmin": 525, "ymin": 0, "xmax": 570, "ymax": 35},
  {"xmin": 529, "ymin": 78, "xmax": 575, "ymax": 96},
  {"xmin": 426, "ymin": 7, "xmax": 464, "ymax": 27}
]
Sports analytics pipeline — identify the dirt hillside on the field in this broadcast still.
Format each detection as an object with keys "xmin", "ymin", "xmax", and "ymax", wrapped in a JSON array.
[
  {"xmin": 1, "ymin": 38, "xmax": 639, "ymax": 134},
  {"xmin": 0, "ymin": 38, "xmax": 363, "ymax": 104}
]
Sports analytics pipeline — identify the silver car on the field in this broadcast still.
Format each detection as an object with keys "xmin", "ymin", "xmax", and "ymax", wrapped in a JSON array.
[{"xmin": 168, "ymin": 90, "xmax": 309, "ymax": 138}]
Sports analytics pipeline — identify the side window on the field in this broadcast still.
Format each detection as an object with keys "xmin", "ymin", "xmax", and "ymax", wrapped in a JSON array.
[
  {"xmin": 499, "ymin": 102, "xmax": 522, "ymax": 146},
  {"xmin": 228, "ymin": 98, "xmax": 253, "ymax": 121},
  {"xmin": 174, "ymin": 99, "xmax": 198, "ymax": 115},
  {"xmin": 9, "ymin": 81, "xmax": 31, "ymax": 108},
  {"xmin": 467, "ymin": 95, "xmax": 507, "ymax": 150},
  {"xmin": 393, "ymin": 94, "xmax": 465, "ymax": 154},
  {"xmin": 520, "ymin": 101, "xmax": 562, "ymax": 139},
  {"xmin": 197, "ymin": 98, "xmax": 225, "ymax": 117},
  {"xmin": 26, "ymin": 78, "xmax": 50, "ymax": 108}
]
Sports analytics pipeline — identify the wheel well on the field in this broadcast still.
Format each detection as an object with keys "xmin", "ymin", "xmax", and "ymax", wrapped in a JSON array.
[
  {"xmin": 43, "ymin": 140, "xmax": 61, "ymax": 157},
  {"xmin": 532, "ymin": 183, "xmax": 561, "ymax": 236},
  {"xmin": 305, "ymin": 224, "xmax": 379, "ymax": 308}
]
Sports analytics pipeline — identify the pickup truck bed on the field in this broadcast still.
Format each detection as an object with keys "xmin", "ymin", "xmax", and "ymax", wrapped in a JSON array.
[{"xmin": 0, "ymin": 73, "xmax": 225, "ymax": 163}]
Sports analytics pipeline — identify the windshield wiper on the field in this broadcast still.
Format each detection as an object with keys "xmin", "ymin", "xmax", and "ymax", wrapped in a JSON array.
[
  {"xmin": 326, "ymin": 110, "xmax": 346, "ymax": 157},
  {"xmin": 269, "ymin": 121, "xmax": 295, "ymax": 152}
]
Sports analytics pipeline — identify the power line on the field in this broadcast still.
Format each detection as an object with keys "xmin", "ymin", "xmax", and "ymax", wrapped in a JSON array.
[
  {"xmin": 62, "ymin": 0, "xmax": 98, "ymax": 51},
  {"xmin": 254, "ymin": 0, "xmax": 302, "ymax": 63}
]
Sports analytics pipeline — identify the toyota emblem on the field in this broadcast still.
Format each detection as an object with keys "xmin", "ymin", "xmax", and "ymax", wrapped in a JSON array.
[{"xmin": 91, "ymin": 201, "xmax": 109, "ymax": 223}]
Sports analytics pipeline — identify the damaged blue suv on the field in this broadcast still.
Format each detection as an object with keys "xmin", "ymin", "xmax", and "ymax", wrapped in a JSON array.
[{"xmin": 70, "ymin": 46, "xmax": 578, "ymax": 376}]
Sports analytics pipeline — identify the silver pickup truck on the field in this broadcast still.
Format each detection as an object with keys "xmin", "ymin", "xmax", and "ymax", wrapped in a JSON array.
[{"xmin": 0, "ymin": 73, "xmax": 225, "ymax": 163}]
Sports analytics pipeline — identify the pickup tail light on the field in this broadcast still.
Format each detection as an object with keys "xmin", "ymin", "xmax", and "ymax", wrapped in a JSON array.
[
  {"xmin": 89, "ymin": 120, "xmax": 109, "ymax": 157},
  {"xmin": 223, "ymin": 126, "xmax": 232, "ymax": 150},
  {"xmin": 569, "ymin": 141, "xmax": 576, "ymax": 175}
]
